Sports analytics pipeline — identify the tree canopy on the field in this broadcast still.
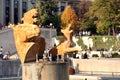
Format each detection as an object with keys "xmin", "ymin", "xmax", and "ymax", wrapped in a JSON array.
[
  {"xmin": 85, "ymin": 0, "xmax": 120, "ymax": 35},
  {"xmin": 78, "ymin": 0, "xmax": 92, "ymax": 21},
  {"xmin": 36, "ymin": 0, "xmax": 60, "ymax": 28},
  {"xmin": 77, "ymin": 0, "xmax": 94, "ymax": 32}
]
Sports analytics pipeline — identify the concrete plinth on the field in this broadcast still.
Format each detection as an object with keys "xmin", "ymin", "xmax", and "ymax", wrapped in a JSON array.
[{"xmin": 22, "ymin": 62, "xmax": 69, "ymax": 80}]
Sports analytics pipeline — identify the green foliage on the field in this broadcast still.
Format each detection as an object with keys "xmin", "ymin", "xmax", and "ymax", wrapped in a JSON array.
[
  {"xmin": 78, "ymin": 0, "xmax": 92, "ymax": 20},
  {"xmin": 91, "ymin": 36, "xmax": 103, "ymax": 50},
  {"xmin": 78, "ymin": 0, "xmax": 94, "ymax": 32},
  {"xmin": 55, "ymin": 36, "xmax": 119, "ymax": 51},
  {"xmin": 77, "ymin": 38, "xmax": 87, "ymax": 50},
  {"xmin": 92, "ymin": 54, "xmax": 99, "ymax": 57},
  {"xmin": 96, "ymin": 20, "xmax": 111, "ymax": 35},
  {"xmin": 90, "ymin": 36, "xmax": 117, "ymax": 50},
  {"xmin": 112, "ymin": 53, "xmax": 120, "ymax": 58},
  {"xmin": 84, "ymin": 0, "xmax": 120, "ymax": 35},
  {"xmin": 56, "ymin": 36, "xmax": 63, "ymax": 40},
  {"xmin": 36, "ymin": 0, "xmax": 60, "ymax": 28}
]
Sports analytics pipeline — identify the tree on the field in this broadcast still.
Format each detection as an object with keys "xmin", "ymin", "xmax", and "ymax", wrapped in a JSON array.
[
  {"xmin": 86, "ymin": 0, "xmax": 120, "ymax": 35},
  {"xmin": 36, "ymin": 0, "xmax": 60, "ymax": 28},
  {"xmin": 77, "ymin": 0, "xmax": 96, "ymax": 34},
  {"xmin": 78, "ymin": 0, "xmax": 92, "ymax": 21},
  {"xmin": 61, "ymin": 5, "xmax": 78, "ymax": 29}
]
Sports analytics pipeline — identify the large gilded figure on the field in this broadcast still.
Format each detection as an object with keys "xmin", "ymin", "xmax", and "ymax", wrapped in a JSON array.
[
  {"xmin": 11, "ymin": 9, "xmax": 45, "ymax": 63},
  {"xmin": 49, "ymin": 6, "xmax": 82, "ymax": 60}
]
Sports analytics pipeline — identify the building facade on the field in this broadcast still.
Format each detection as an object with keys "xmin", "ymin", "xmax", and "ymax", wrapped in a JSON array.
[
  {"xmin": 0, "ymin": 0, "xmax": 93, "ymax": 26},
  {"xmin": 57, "ymin": 0, "xmax": 80, "ymax": 14},
  {"xmin": 0, "ymin": 0, "xmax": 35, "ymax": 26}
]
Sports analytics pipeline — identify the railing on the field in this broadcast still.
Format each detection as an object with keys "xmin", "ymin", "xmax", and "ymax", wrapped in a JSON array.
[
  {"xmin": 0, "ymin": 77, "xmax": 22, "ymax": 80},
  {"xmin": 79, "ymin": 71, "xmax": 120, "ymax": 77}
]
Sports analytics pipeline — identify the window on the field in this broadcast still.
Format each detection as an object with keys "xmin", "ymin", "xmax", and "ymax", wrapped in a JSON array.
[
  {"xmin": 5, "ymin": 0, "xmax": 10, "ymax": 25},
  {"xmin": 22, "ymin": 2, "xmax": 27, "ymax": 16},
  {"xmin": 14, "ymin": 0, "xmax": 18, "ymax": 24}
]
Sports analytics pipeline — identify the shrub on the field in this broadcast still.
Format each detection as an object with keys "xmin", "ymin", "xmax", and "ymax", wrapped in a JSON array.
[
  {"xmin": 92, "ymin": 54, "xmax": 99, "ymax": 57},
  {"xmin": 112, "ymin": 53, "xmax": 120, "ymax": 58},
  {"xmin": 55, "ymin": 36, "xmax": 119, "ymax": 51}
]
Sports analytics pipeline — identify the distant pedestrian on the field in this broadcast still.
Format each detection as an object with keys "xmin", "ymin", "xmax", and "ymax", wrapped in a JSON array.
[
  {"xmin": 100, "ymin": 48, "xmax": 104, "ymax": 55},
  {"xmin": 8, "ymin": 22, "xmax": 11, "ymax": 28},
  {"xmin": 83, "ymin": 50, "xmax": 88, "ymax": 59},
  {"xmin": 3, "ymin": 51, "xmax": 10, "ymax": 60},
  {"xmin": 0, "ymin": 46, "xmax": 3, "ymax": 52},
  {"xmin": 0, "ymin": 51, "xmax": 3, "ymax": 59},
  {"xmin": 0, "ymin": 23, "xmax": 3, "ymax": 30},
  {"xmin": 108, "ymin": 46, "xmax": 113, "ymax": 57},
  {"xmin": 73, "ymin": 51, "xmax": 77, "ymax": 58}
]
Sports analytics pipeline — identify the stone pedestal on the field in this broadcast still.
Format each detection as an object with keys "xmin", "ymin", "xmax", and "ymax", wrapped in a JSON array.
[{"xmin": 22, "ymin": 62, "xmax": 69, "ymax": 80}]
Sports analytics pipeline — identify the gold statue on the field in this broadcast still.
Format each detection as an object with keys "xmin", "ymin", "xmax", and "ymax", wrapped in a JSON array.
[
  {"xmin": 49, "ymin": 5, "xmax": 82, "ymax": 60},
  {"xmin": 11, "ymin": 9, "xmax": 45, "ymax": 63},
  {"xmin": 49, "ymin": 24, "xmax": 82, "ymax": 60}
]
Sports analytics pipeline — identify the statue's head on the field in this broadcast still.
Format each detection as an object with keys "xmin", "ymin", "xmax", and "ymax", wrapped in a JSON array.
[
  {"xmin": 11, "ymin": 9, "xmax": 40, "ymax": 42},
  {"xmin": 21, "ymin": 9, "xmax": 38, "ymax": 24}
]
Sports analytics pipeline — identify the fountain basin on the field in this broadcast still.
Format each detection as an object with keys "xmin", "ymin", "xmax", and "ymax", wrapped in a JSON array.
[{"xmin": 22, "ymin": 61, "xmax": 69, "ymax": 80}]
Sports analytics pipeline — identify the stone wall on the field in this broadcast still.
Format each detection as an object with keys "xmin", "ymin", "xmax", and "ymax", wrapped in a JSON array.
[
  {"xmin": 40, "ymin": 28, "xmax": 57, "ymax": 49},
  {"xmin": 0, "ymin": 29, "xmax": 16, "ymax": 54},
  {"xmin": 0, "ymin": 60, "xmax": 21, "ymax": 77},
  {"xmin": 71, "ymin": 58, "xmax": 120, "ymax": 75},
  {"xmin": 0, "ymin": 28, "xmax": 57, "ymax": 55}
]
